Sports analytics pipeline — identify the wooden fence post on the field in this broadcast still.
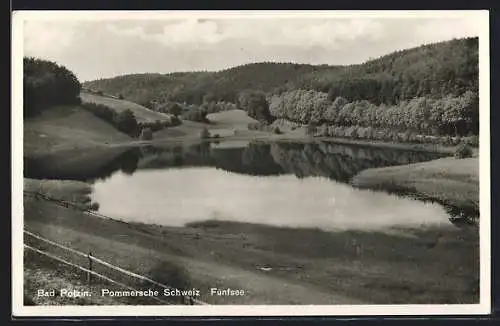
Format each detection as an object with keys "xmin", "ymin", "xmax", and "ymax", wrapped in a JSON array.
[{"xmin": 87, "ymin": 252, "xmax": 93, "ymax": 285}]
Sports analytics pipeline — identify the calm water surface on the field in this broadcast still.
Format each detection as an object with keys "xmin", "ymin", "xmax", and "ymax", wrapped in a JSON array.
[{"xmin": 84, "ymin": 141, "xmax": 452, "ymax": 231}]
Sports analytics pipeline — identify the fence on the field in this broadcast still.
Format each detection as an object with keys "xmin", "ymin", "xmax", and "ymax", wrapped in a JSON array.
[
  {"xmin": 24, "ymin": 230, "xmax": 208, "ymax": 305},
  {"xmin": 23, "ymin": 190, "xmax": 209, "ymax": 305}
]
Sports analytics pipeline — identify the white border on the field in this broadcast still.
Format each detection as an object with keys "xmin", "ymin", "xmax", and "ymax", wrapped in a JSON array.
[{"xmin": 12, "ymin": 10, "xmax": 491, "ymax": 317}]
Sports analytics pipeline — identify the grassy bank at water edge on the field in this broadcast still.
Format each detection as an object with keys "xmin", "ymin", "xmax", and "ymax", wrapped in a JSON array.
[{"xmin": 351, "ymin": 156, "xmax": 479, "ymax": 219}]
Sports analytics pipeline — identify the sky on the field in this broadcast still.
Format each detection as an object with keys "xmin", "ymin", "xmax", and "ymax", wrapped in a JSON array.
[{"xmin": 21, "ymin": 12, "xmax": 483, "ymax": 82}]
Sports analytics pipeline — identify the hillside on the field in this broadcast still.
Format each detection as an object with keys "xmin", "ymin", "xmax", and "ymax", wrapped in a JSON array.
[
  {"xmin": 83, "ymin": 37, "xmax": 478, "ymax": 107},
  {"xmin": 24, "ymin": 105, "xmax": 131, "ymax": 156},
  {"xmin": 152, "ymin": 109, "xmax": 260, "ymax": 139},
  {"xmin": 83, "ymin": 63, "xmax": 335, "ymax": 106},
  {"xmin": 207, "ymin": 109, "xmax": 259, "ymax": 127},
  {"xmin": 23, "ymin": 105, "xmax": 134, "ymax": 179},
  {"xmin": 300, "ymin": 37, "xmax": 478, "ymax": 104},
  {"xmin": 80, "ymin": 92, "xmax": 173, "ymax": 123}
]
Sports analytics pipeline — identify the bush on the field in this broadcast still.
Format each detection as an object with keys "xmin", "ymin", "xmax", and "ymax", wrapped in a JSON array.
[
  {"xmin": 444, "ymin": 135, "xmax": 453, "ymax": 146},
  {"xmin": 349, "ymin": 127, "xmax": 359, "ymax": 139},
  {"xmin": 147, "ymin": 260, "xmax": 191, "ymax": 293},
  {"xmin": 306, "ymin": 121, "xmax": 318, "ymax": 136},
  {"xmin": 365, "ymin": 127, "xmax": 374, "ymax": 139},
  {"xmin": 247, "ymin": 122, "xmax": 258, "ymax": 130},
  {"xmin": 212, "ymin": 134, "xmax": 220, "ymax": 138},
  {"xmin": 248, "ymin": 122, "xmax": 275, "ymax": 132},
  {"xmin": 200, "ymin": 127, "xmax": 210, "ymax": 139},
  {"xmin": 89, "ymin": 202, "xmax": 100, "ymax": 211},
  {"xmin": 182, "ymin": 107, "xmax": 208, "ymax": 122},
  {"xmin": 454, "ymin": 143, "xmax": 473, "ymax": 159},
  {"xmin": 170, "ymin": 115, "xmax": 182, "ymax": 126},
  {"xmin": 273, "ymin": 126, "xmax": 282, "ymax": 134},
  {"xmin": 400, "ymin": 131, "xmax": 412, "ymax": 143},
  {"xmin": 114, "ymin": 109, "xmax": 140, "ymax": 137},
  {"xmin": 168, "ymin": 103, "xmax": 183, "ymax": 117},
  {"xmin": 466, "ymin": 135, "xmax": 479, "ymax": 147},
  {"xmin": 140, "ymin": 128, "xmax": 153, "ymax": 140},
  {"xmin": 357, "ymin": 127, "xmax": 367, "ymax": 139},
  {"xmin": 408, "ymin": 131, "xmax": 418, "ymax": 143},
  {"xmin": 452, "ymin": 137, "xmax": 462, "ymax": 146}
]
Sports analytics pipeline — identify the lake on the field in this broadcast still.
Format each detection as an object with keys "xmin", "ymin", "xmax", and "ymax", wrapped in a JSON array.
[{"xmin": 55, "ymin": 140, "xmax": 455, "ymax": 231}]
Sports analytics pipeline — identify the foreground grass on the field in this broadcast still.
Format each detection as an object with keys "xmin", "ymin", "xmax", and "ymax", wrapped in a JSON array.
[
  {"xmin": 23, "ymin": 179, "xmax": 479, "ymax": 305},
  {"xmin": 351, "ymin": 157, "xmax": 479, "ymax": 218}
]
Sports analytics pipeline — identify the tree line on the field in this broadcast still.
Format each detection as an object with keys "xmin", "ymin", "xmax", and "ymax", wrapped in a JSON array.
[
  {"xmin": 269, "ymin": 89, "xmax": 478, "ymax": 136},
  {"xmin": 23, "ymin": 57, "xmax": 81, "ymax": 117}
]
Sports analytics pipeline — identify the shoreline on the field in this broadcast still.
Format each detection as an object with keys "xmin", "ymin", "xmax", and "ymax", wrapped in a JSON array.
[{"xmin": 27, "ymin": 132, "xmax": 463, "ymax": 157}]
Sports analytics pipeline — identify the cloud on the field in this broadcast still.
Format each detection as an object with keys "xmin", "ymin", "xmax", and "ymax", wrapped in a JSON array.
[
  {"xmin": 24, "ymin": 20, "xmax": 79, "ymax": 57},
  {"xmin": 105, "ymin": 18, "xmax": 387, "ymax": 49},
  {"xmin": 414, "ymin": 17, "xmax": 480, "ymax": 42}
]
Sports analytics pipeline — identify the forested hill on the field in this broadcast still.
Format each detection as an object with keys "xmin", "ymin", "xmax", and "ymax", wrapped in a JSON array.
[
  {"xmin": 84, "ymin": 63, "xmax": 337, "ymax": 107},
  {"xmin": 84, "ymin": 37, "xmax": 478, "ymax": 107}
]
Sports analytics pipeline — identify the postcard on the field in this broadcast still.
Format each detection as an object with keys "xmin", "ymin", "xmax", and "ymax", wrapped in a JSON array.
[{"xmin": 12, "ymin": 10, "xmax": 491, "ymax": 317}]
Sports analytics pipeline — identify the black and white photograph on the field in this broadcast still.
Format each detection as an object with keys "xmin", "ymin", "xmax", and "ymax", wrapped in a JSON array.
[{"xmin": 12, "ymin": 10, "xmax": 490, "ymax": 316}]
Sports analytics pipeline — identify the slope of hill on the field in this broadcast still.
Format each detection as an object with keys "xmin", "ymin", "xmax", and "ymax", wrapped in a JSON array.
[
  {"xmin": 24, "ymin": 105, "xmax": 131, "ymax": 155},
  {"xmin": 80, "ymin": 92, "xmax": 173, "ymax": 123},
  {"xmin": 24, "ymin": 105, "xmax": 134, "ymax": 179},
  {"xmin": 207, "ymin": 109, "xmax": 259, "ymax": 127},
  {"xmin": 83, "ymin": 37, "xmax": 478, "ymax": 107}
]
